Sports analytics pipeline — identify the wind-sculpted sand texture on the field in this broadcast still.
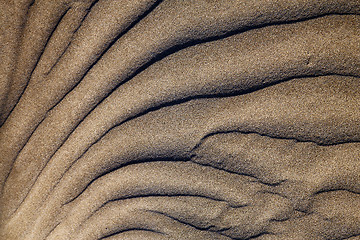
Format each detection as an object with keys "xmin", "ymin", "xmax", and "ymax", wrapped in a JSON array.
[{"xmin": 0, "ymin": 0, "xmax": 360, "ymax": 239}]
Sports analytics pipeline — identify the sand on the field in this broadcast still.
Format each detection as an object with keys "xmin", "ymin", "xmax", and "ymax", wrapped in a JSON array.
[{"xmin": 1, "ymin": 0, "xmax": 359, "ymax": 239}]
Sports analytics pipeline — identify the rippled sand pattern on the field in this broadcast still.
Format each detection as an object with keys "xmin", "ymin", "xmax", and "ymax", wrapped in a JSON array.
[{"xmin": 1, "ymin": 1, "xmax": 360, "ymax": 239}]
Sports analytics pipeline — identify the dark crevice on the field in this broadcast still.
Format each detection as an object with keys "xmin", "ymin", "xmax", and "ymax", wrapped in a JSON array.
[
  {"xmin": 46, "ymin": 40, "xmax": 71, "ymax": 76},
  {"xmin": 255, "ymin": 189, "xmax": 290, "ymax": 200},
  {"xmin": 71, "ymin": 0, "xmax": 100, "ymax": 36},
  {"xmin": 23, "ymin": 0, "xmax": 36, "ymax": 26},
  {"xmin": 192, "ymin": 159, "xmax": 287, "ymax": 187},
  {"xmin": 341, "ymin": 233, "xmax": 360, "ymax": 240},
  {"xmin": 44, "ymin": 221, "xmax": 60, "ymax": 240},
  {"xmin": 296, "ymin": 208, "xmax": 311, "ymax": 215},
  {"xmin": 29, "ymin": 0, "xmax": 35, "ymax": 8},
  {"xmin": 106, "ymin": 194, "xmax": 230, "ymax": 205},
  {"xmin": 99, "ymin": 228, "xmax": 165, "ymax": 240},
  {"xmin": 314, "ymin": 188, "xmax": 360, "ymax": 196},
  {"xmin": 147, "ymin": 209, "xmax": 231, "ymax": 235},
  {"xmin": 1, "ymin": 7, "xmax": 71, "ymax": 194},
  {"xmin": 102, "ymin": 193, "xmax": 238, "ymax": 210}
]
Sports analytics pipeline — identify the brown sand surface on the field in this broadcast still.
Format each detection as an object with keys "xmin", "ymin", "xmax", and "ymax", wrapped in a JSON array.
[{"xmin": 1, "ymin": 1, "xmax": 359, "ymax": 239}]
